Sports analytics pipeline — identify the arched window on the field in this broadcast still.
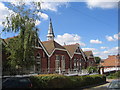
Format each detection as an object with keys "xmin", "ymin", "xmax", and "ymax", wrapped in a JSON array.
[{"xmin": 61, "ymin": 55, "xmax": 65, "ymax": 71}]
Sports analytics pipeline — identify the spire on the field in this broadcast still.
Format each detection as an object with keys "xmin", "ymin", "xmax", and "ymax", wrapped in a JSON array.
[{"xmin": 47, "ymin": 18, "xmax": 55, "ymax": 41}]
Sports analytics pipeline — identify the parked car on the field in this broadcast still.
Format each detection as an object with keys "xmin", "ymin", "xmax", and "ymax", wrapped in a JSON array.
[
  {"xmin": 2, "ymin": 77, "xmax": 32, "ymax": 88},
  {"xmin": 107, "ymin": 80, "xmax": 120, "ymax": 89}
]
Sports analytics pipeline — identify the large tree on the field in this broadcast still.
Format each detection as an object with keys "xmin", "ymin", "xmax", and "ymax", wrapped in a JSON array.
[{"xmin": 2, "ymin": 2, "xmax": 41, "ymax": 72}]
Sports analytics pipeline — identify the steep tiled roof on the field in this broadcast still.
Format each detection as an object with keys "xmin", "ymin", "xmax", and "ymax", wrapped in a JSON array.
[
  {"xmin": 3, "ymin": 36, "xmax": 18, "ymax": 43},
  {"xmin": 63, "ymin": 43, "xmax": 79, "ymax": 57},
  {"xmin": 84, "ymin": 51, "xmax": 94, "ymax": 58},
  {"xmin": 42, "ymin": 40, "xmax": 66, "ymax": 55},
  {"xmin": 100, "ymin": 55, "xmax": 120, "ymax": 67}
]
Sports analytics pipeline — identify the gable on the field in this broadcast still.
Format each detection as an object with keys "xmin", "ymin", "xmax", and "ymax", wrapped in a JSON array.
[
  {"xmin": 64, "ymin": 43, "xmax": 83, "ymax": 58},
  {"xmin": 42, "ymin": 40, "xmax": 66, "ymax": 56}
]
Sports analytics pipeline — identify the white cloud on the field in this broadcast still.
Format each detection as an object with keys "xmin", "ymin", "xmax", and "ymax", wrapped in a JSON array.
[
  {"xmin": 41, "ymin": 2, "xmax": 68, "ymax": 12},
  {"xmin": 0, "ymin": 2, "xmax": 12, "ymax": 26},
  {"xmin": 0, "ymin": 2, "xmax": 68, "ymax": 27},
  {"xmin": 93, "ymin": 46, "xmax": 119, "ymax": 59},
  {"xmin": 103, "ymin": 47, "xmax": 119, "ymax": 54},
  {"xmin": 82, "ymin": 48, "xmax": 96, "ymax": 51},
  {"xmin": 106, "ymin": 36, "xmax": 115, "ymax": 41},
  {"xmin": 90, "ymin": 39, "xmax": 102, "ymax": 44},
  {"xmin": 103, "ymin": 51, "xmax": 109, "ymax": 54},
  {"xmin": 86, "ymin": 0, "xmax": 118, "ymax": 9},
  {"xmin": 106, "ymin": 33, "xmax": 120, "ymax": 41},
  {"xmin": 35, "ymin": 20, "xmax": 41, "ymax": 26},
  {"xmin": 38, "ymin": 12, "xmax": 48, "ymax": 20},
  {"xmin": 55, "ymin": 33, "xmax": 86, "ymax": 46},
  {"xmin": 113, "ymin": 32, "xmax": 120, "ymax": 40},
  {"xmin": 93, "ymin": 51, "xmax": 100, "ymax": 55},
  {"xmin": 100, "ymin": 46, "xmax": 108, "ymax": 49},
  {"xmin": 82, "ymin": 46, "xmax": 119, "ymax": 59}
]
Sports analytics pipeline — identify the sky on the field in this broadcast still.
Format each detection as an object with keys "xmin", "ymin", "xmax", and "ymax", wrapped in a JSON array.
[{"xmin": 0, "ymin": 0, "xmax": 119, "ymax": 59}]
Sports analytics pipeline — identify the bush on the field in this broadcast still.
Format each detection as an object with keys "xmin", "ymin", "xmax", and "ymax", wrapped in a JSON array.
[
  {"xmin": 87, "ymin": 66, "xmax": 98, "ymax": 74},
  {"xmin": 30, "ymin": 74, "xmax": 106, "ymax": 88},
  {"xmin": 107, "ymin": 71, "xmax": 120, "ymax": 79}
]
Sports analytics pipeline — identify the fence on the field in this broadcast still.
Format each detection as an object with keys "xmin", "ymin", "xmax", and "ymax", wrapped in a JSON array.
[{"xmin": 2, "ymin": 68, "xmax": 89, "ymax": 76}]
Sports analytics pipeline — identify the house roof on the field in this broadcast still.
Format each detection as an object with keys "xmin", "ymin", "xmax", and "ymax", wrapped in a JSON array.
[
  {"xmin": 84, "ymin": 51, "xmax": 94, "ymax": 58},
  {"xmin": 3, "ymin": 36, "xmax": 18, "ymax": 44},
  {"xmin": 63, "ymin": 43, "xmax": 79, "ymax": 57},
  {"xmin": 42, "ymin": 40, "xmax": 66, "ymax": 55},
  {"xmin": 100, "ymin": 55, "xmax": 120, "ymax": 67}
]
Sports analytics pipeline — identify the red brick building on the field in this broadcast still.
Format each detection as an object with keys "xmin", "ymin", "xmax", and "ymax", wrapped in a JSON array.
[
  {"xmin": 84, "ymin": 51, "xmax": 96, "ymax": 67},
  {"xmin": 2, "ymin": 19, "xmax": 96, "ymax": 74}
]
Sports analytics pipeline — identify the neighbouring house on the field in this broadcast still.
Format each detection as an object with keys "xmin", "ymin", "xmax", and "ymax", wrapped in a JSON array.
[
  {"xmin": 2, "ymin": 18, "xmax": 96, "ymax": 74},
  {"xmin": 99, "ymin": 54, "xmax": 120, "ymax": 74},
  {"xmin": 100, "ymin": 55, "xmax": 120, "ymax": 68},
  {"xmin": 84, "ymin": 51, "xmax": 96, "ymax": 67}
]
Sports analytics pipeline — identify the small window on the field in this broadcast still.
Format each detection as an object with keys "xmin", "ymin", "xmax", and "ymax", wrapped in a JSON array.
[
  {"xmin": 56, "ymin": 55, "xmax": 61, "ymax": 60},
  {"xmin": 62, "ymin": 55, "xmax": 65, "ymax": 60},
  {"xmin": 36, "ymin": 53, "xmax": 41, "ymax": 58}
]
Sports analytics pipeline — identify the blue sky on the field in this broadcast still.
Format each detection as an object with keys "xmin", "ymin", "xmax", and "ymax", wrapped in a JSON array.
[{"xmin": 0, "ymin": 1, "xmax": 119, "ymax": 59}]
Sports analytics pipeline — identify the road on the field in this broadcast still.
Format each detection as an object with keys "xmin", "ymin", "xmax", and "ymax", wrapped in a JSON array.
[{"xmin": 83, "ymin": 79, "xmax": 114, "ymax": 90}]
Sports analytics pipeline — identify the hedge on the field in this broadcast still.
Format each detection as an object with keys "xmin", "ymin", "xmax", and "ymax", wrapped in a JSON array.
[
  {"xmin": 30, "ymin": 74, "xmax": 106, "ymax": 88},
  {"xmin": 107, "ymin": 71, "xmax": 120, "ymax": 79}
]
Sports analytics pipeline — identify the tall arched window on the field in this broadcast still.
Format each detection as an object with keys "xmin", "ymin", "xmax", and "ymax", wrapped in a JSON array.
[{"xmin": 61, "ymin": 55, "xmax": 65, "ymax": 71}]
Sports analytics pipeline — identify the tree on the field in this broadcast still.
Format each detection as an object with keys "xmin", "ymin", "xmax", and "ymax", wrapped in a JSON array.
[
  {"xmin": 87, "ymin": 66, "xmax": 98, "ymax": 74},
  {"xmin": 95, "ymin": 57, "xmax": 101, "ymax": 64},
  {"xmin": 2, "ymin": 2, "xmax": 41, "ymax": 73}
]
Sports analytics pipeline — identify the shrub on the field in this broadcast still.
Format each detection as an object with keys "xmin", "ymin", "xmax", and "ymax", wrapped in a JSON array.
[
  {"xmin": 30, "ymin": 74, "xmax": 106, "ymax": 88},
  {"xmin": 87, "ymin": 66, "xmax": 98, "ymax": 74},
  {"xmin": 107, "ymin": 71, "xmax": 120, "ymax": 79}
]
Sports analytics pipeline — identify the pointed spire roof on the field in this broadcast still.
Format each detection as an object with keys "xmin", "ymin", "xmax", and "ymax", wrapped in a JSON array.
[{"xmin": 47, "ymin": 18, "xmax": 55, "ymax": 40}]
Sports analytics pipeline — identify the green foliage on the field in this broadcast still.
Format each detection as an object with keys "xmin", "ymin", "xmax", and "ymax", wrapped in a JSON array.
[
  {"xmin": 107, "ymin": 71, "xmax": 120, "ymax": 79},
  {"xmin": 30, "ymin": 74, "xmax": 106, "ymax": 88},
  {"xmin": 87, "ymin": 66, "xmax": 98, "ymax": 74},
  {"xmin": 95, "ymin": 57, "xmax": 101, "ymax": 64},
  {"xmin": 2, "ymin": 2, "xmax": 41, "ymax": 71}
]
